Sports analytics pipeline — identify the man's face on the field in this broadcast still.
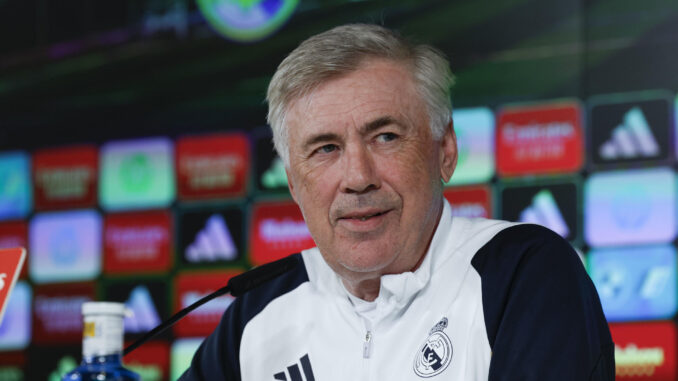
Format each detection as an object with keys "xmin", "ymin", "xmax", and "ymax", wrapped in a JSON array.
[{"xmin": 285, "ymin": 59, "xmax": 457, "ymax": 284}]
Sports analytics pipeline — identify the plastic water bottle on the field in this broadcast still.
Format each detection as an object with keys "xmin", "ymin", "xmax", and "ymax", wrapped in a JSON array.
[{"xmin": 62, "ymin": 302, "xmax": 140, "ymax": 381}]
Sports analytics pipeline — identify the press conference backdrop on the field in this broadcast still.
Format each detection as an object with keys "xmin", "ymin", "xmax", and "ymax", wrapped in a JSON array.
[{"xmin": 0, "ymin": 0, "xmax": 677, "ymax": 380}]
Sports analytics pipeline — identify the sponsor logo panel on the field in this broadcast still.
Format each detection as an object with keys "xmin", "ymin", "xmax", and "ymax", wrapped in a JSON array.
[
  {"xmin": 32, "ymin": 282, "xmax": 95, "ymax": 345},
  {"xmin": 32, "ymin": 145, "xmax": 98, "ymax": 210},
  {"xmin": 253, "ymin": 131, "xmax": 289, "ymax": 193},
  {"xmin": 99, "ymin": 137, "xmax": 175, "ymax": 211},
  {"xmin": 589, "ymin": 245, "xmax": 676, "ymax": 321},
  {"xmin": 170, "ymin": 338, "xmax": 203, "ymax": 380},
  {"xmin": 443, "ymin": 185, "xmax": 492, "ymax": 218},
  {"xmin": 103, "ymin": 211, "xmax": 172, "ymax": 274},
  {"xmin": 29, "ymin": 210, "xmax": 102, "ymax": 284},
  {"xmin": 173, "ymin": 270, "xmax": 242, "ymax": 337},
  {"xmin": 124, "ymin": 341, "xmax": 170, "ymax": 381},
  {"xmin": 176, "ymin": 133, "xmax": 250, "ymax": 200},
  {"xmin": 250, "ymin": 201, "xmax": 314, "ymax": 266},
  {"xmin": 0, "ymin": 152, "xmax": 32, "ymax": 221},
  {"xmin": 610, "ymin": 321, "xmax": 676, "ymax": 380},
  {"xmin": 445, "ymin": 107, "xmax": 495, "ymax": 185},
  {"xmin": 496, "ymin": 102, "xmax": 583, "ymax": 176},
  {"xmin": 103, "ymin": 279, "xmax": 169, "ymax": 340},
  {"xmin": 590, "ymin": 94, "xmax": 672, "ymax": 167},
  {"xmin": 0, "ymin": 221, "xmax": 28, "ymax": 278},
  {"xmin": 178, "ymin": 206, "xmax": 244, "ymax": 265},
  {"xmin": 500, "ymin": 180, "xmax": 578, "ymax": 242},
  {"xmin": 584, "ymin": 167, "xmax": 676, "ymax": 247},
  {"xmin": 0, "ymin": 281, "xmax": 31, "ymax": 351}
]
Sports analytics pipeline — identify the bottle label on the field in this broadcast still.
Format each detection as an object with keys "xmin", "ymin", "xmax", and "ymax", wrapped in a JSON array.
[{"xmin": 82, "ymin": 315, "xmax": 123, "ymax": 357}]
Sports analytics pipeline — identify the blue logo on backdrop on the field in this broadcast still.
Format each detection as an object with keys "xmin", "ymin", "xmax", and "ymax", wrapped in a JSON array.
[
  {"xmin": 589, "ymin": 245, "xmax": 677, "ymax": 321},
  {"xmin": 0, "ymin": 152, "xmax": 31, "ymax": 221},
  {"xmin": 584, "ymin": 167, "xmax": 676, "ymax": 247},
  {"xmin": 49, "ymin": 227, "xmax": 80, "ymax": 265}
]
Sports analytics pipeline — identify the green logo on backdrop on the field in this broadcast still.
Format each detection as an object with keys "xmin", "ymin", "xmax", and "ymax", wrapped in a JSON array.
[
  {"xmin": 48, "ymin": 356, "xmax": 77, "ymax": 381},
  {"xmin": 119, "ymin": 153, "xmax": 153, "ymax": 193},
  {"xmin": 261, "ymin": 157, "xmax": 288, "ymax": 189}
]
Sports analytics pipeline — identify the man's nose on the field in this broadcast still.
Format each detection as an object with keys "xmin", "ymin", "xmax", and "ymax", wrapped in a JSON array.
[{"xmin": 340, "ymin": 143, "xmax": 380, "ymax": 194}]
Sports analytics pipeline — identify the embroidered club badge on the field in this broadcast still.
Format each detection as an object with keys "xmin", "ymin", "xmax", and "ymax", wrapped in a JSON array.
[{"xmin": 413, "ymin": 317, "xmax": 453, "ymax": 378}]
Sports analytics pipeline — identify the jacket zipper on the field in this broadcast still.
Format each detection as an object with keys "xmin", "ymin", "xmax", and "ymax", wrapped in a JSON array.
[{"xmin": 363, "ymin": 330, "xmax": 372, "ymax": 358}]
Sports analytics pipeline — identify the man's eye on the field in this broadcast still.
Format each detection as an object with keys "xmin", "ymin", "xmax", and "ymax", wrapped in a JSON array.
[
  {"xmin": 376, "ymin": 132, "xmax": 398, "ymax": 143},
  {"xmin": 317, "ymin": 144, "xmax": 337, "ymax": 154}
]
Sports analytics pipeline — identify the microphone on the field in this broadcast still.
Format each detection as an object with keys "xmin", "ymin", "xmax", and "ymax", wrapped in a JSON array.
[{"xmin": 123, "ymin": 255, "xmax": 300, "ymax": 356}]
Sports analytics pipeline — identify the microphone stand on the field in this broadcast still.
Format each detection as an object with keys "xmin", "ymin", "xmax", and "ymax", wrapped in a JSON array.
[{"xmin": 123, "ymin": 255, "xmax": 300, "ymax": 356}]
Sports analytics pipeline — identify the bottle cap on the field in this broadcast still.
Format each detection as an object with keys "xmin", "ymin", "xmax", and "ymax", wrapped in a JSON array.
[{"xmin": 82, "ymin": 302, "xmax": 127, "ymax": 317}]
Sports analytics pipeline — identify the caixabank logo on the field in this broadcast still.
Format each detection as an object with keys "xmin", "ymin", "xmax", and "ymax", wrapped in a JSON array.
[
  {"xmin": 500, "ymin": 180, "xmax": 578, "ymax": 242},
  {"xmin": 589, "ymin": 93, "xmax": 672, "ymax": 168},
  {"xmin": 32, "ymin": 282, "xmax": 95, "ymax": 344},
  {"xmin": 173, "ymin": 270, "xmax": 241, "ymax": 337},
  {"xmin": 32, "ymin": 145, "xmax": 98, "ymax": 210},
  {"xmin": 177, "ymin": 206, "xmax": 244, "ymax": 266},
  {"xmin": 496, "ymin": 101, "xmax": 583, "ymax": 176},
  {"xmin": 103, "ymin": 211, "xmax": 173, "ymax": 274},
  {"xmin": 610, "ymin": 322, "xmax": 677, "ymax": 380},
  {"xmin": 176, "ymin": 133, "xmax": 250, "ymax": 200},
  {"xmin": 123, "ymin": 341, "xmax": 170, "ymax": 381}
]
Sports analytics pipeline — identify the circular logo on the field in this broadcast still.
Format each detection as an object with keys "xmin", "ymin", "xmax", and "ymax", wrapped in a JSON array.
[
  {"xmin": 196, "ymin": 0, "xmax": 299, "ymax": 42},
  {"xmin": 413, "ymin": 330, "xmax": 453, "ymax": 378}
]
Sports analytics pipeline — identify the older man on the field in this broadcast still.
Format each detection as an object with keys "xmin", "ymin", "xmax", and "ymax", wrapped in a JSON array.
[{"xmin": 181, "ymin": 24, "xmax": 613, "ymax": 380}]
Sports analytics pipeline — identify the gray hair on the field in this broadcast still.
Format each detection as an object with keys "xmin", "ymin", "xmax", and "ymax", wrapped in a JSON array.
[{"xmin": 266, "ymin": 23, "xmax": 454, "ymax": 166}]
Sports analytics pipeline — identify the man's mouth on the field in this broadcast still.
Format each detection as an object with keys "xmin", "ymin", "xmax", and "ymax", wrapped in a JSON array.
[
  {"xmin": 340, "ymin": 209, "xmax": 390, "ymax": 222},
  {"xmin": 350, "ymin": 211, "xmax": 387, "ymax": 221}
]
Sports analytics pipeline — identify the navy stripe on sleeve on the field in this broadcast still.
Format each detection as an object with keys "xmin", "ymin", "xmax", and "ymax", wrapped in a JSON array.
[{"xmin": 471, "ymin": 224, "xmax": 614, "ymax": 380}]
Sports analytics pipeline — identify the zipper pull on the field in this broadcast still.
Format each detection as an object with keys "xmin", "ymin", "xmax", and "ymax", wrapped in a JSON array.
[{"xmin": 363, "ymin": 331, "xmax": 372, "ymax": 359}]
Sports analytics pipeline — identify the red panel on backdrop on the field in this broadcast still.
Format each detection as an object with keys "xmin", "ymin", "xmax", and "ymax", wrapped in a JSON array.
[
  {"xmin": 176, "ymin": 133, "xmax": 250, "ymax": 200},
  {"xmin": 610, "ymin": 321, "xmax": 677, "ymax": 380},
  {"xmin": 32, "ymin": 145, "xmax": 98, "ymax": 210},
  {"xmin": 104, "ymin": 211, "xmax": 173, "ymax": 274},
  {"xmin": 443, "ymin": 185, "xmax": 492, "ymax": 218},
  {"xmin": 123, "ymin": 341, "xmax": 170, "ymax": 380},
  {"xmin": 0, "ymin": 221, "xmax": 28, "ymax": 278},
  {"xmin": 173, "ymin": 270, "xmax": 242, "ymax": 338},
  {"xmin": 496, "ymin": 102, "xmax": 583, "ymax": 176},
  {"xmin": 32, "ymin": 282, "xmax": 95, "ymax": 345},
  {"xmin": 249, "ymin": 201, "xmax": 315, "ymax": 266}
]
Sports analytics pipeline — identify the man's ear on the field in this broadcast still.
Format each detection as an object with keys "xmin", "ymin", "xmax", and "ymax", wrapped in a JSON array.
[{"xmin": 439, "ymin": 120, "xmax": 458, "ymax": 183}]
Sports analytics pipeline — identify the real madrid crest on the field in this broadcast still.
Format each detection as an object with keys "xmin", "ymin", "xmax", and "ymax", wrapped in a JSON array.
[{"xmin": 413, "ymin": 317, "xmax": 453, "ymax": 378}]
